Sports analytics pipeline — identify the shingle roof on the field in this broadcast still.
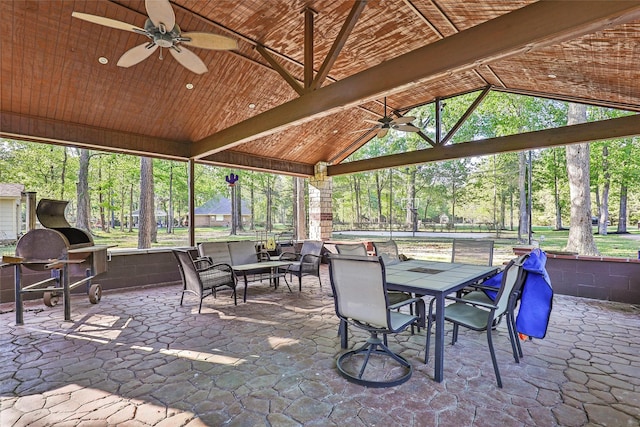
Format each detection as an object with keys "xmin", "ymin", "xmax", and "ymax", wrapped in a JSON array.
[
  {"xmin": 0, "ymin": 183, "xmax": 24, "ymax": 198},
  {"xmin": 195, "ymin": 197, "xmax": 251, "ymax": 216}
]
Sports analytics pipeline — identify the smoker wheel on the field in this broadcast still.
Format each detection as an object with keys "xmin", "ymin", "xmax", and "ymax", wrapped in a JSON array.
[
  {"xmin": 89, "ymin": 284, "xmax": 102, "ymax": 304},
  {"xmin": 43, "ymin": 292, "xmax": 59, "ymax": 307}
]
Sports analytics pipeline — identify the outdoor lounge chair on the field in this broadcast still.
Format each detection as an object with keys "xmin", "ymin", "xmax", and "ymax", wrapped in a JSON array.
[
  {"xmin": 279, "ymin": 240, "xmax": 323, "ymax": 291},
  {"xmin": 425, "ymin": 255, "xmax": 528, "ymax": 387},
  {"xmin": 173, "ymin": 250, "xmax": 237, "ymax": 312},
  {"xmin": 328, "ymin": 254, "xmax": 423, "ymax": 387}
]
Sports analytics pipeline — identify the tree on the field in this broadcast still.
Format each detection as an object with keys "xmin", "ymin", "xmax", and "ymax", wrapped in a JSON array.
[
  {"xmin": 138, "ymin": 157, "xmax": 156, "ymax": 249},
  {"xmin": 76, "ymin": 148, "xmax": 91, "ymax": 233},
  {"xmin": 565, "ymin": 103, "xmax": 598, "ymax": 255}
]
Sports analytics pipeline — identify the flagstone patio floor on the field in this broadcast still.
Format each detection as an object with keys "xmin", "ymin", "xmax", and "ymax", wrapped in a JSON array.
[{"xmin": 1, "ymin": 265, "xmax": 639, "ymax": 426}]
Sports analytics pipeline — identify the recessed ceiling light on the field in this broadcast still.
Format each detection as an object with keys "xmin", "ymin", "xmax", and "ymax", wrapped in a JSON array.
[
  {"xmin": 332, "ymin": 130, "xmax": 338, "ymax": 134},
  {"xmin": 98, "ymin": 57, "xmax": 108, "ymax": 65},
  {"xmin": 186, "ymin": 83, "xmax": 194, "ymax": 90},
  {"xmin": 547, "ymin": 74, "xmax": 557, "ymax": 79},
  {"xmin": 248, "ymin": 103, "xmax": 256, "ymax": 109}
]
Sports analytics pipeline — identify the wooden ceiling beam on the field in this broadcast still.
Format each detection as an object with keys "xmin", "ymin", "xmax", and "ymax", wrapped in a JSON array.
[
  {"xmin": 327, "ymin": 114, "xmax": 640, "ymax": 176},
  {"xmin": 255, "ymin": 45, "xmax": 305, "ymax": 96},
  {"xmin": 0, "ymin": 112, "xmax": 189, "ymax": 159},
  {"xmin": 191, "ymin": 1, "xmax": 640, "ymax": 160},
  {"xmin": 200, "ymin": 151, "xmax": 314, "ymax": 177},
  {"xmin": 310, "ymin": 0, "xmax": 368, "ymax": 91},
  {"xmin": 304, "ymin": 7, "xmax": 316, "ymax": 89},
  {"xmin": 441, "ymin": 85, "xmax": 491, "ymax": 145}
]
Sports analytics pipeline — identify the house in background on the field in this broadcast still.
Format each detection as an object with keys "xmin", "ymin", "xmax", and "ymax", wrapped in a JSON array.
[
  {"xmin": 194, "ymin": 197, "xmax": 251, "ymax": 228},
  {"xmin": 0, "ymin": 183, "xmax": 24, "ymax": 243}
]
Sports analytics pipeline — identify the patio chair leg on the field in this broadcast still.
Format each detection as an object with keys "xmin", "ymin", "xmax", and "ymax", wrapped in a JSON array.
[
  {"xmin": 425, "ymin": 313, "xmax": 434, "ymax": 364},
  {"xmin": 486, "ymin": 328, "xmax": 502, "ymax": 388},
  {"xmin": 506, "ymin": 313, "xmax": 521, "ymax": 363}
]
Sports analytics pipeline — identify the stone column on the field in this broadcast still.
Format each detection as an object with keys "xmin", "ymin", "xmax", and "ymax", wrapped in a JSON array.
[{"xmin": 309, "ymin": 162, "xmax": 332, "ymax": 241}]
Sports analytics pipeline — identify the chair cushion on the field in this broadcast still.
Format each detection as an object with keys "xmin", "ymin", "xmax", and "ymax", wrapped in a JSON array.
[{"xmin": 444, "ymin": 302, "xmax": 492, "ymax": 330}]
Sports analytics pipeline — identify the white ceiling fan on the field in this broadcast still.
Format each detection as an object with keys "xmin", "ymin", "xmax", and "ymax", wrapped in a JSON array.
[
  {"xmin": 360, "ymin": 97, "xmax": 420, "ymax": 138},
  {"xmin": 72, "ymin": 0, "xmax": 237, "ymax": 74}
]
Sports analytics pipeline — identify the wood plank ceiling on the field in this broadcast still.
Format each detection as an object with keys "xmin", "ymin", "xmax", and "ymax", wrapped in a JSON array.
[{"xmin": 1, "ymin": 0, "xmax": 640, "ymax": 177}]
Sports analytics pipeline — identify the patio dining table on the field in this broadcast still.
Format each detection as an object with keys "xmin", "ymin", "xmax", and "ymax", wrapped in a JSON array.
[{"xmin": 339, "ymin": 259, "xmax": 499, "ymax": 383}]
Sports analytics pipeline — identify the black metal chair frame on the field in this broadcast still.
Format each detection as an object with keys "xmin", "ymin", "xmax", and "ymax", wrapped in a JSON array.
[
  {"xmin": 329, "ymin": 254, "xmax": 424, "ymax": 388},
  {"xmin": 279, "ymin": 240, "xmax": 323, "ymax": 291},
  {"xmin": 425, "ymin": 255, "xmax": 528, "ymax": 387},
  {"xmin": 173, "ymin": 250, "xmax": 237, "ymax": 313}
]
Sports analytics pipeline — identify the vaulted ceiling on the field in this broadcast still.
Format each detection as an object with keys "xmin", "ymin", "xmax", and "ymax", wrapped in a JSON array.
[{"xmin": 2, "ymin": 0, "xmax": 640, "ymax": 177}]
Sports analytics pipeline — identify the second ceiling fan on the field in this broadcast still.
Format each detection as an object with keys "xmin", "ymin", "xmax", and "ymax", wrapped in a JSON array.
[
  {"xmin": 72, "ymin": 0, "xmax": 238, "ymax": 74},
  {"xmin": 362, "ymin": 98, "xmax": 420, "ymax": 138}
]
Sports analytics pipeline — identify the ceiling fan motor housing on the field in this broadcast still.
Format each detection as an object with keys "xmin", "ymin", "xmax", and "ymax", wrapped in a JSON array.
[{"xmin": 144, "ymin": 19, "xmax": 181, "ymax": 48}]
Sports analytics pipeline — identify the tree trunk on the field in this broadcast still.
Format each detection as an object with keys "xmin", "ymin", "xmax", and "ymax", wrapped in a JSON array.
[
  {"xmin": 517, "ymin": 151, "xmax": 529, "ymax": 243},
  {"xmin": 598, "ymin": 146, "xmax": 610, "ymax": 235},
  {"xmin": 553, "ymin": 149, "xmax": 563, "ymax": 230},
  {"xmin": 250, "ymin": 175, "xmax": 255, "ymax": 230},
  {"xmin": 60, "ymin": 148, "xmax": 67, "ymax": 200},
  {"xmin": 617, "ymin": 184, "xmax": 628, "ymax": 233},
  {"xmin": 167, "ymin": 164, "xmax": 173, "ymax": 234},
  {"xmin": 138, "ymin": 157, "xmax": 155, "ymax": 249},
  {"xmin": 98, "ymin": 165, "xmax": 107, "ymax": 232},
  {"xmin": 565, "ymin": 103, "xmax": 599, "ymax": 255},
  {"xmin": 230, "ymin": 184, "xmax": 237, "ymax": 235},
  {"xmin": 266, "ymin": 176, "xmax": 272, "ymax": 232},
  {"xmin": 237, "ymin": 183, "xmax": 244, "ymax": 231},
  {"xmin": 120, "ymin": 186, "xmax": 125, "ymax": 232},
  {"xmin": 375, "ymin": 172, "xmax": 383, "ymax": 225},
  {"xmin": 76, "ymin": 148, "xmax": 91, "ymax": 233},
  {"xmin": 598, "ymin": 145, "xmax": 611, "ymax": 236},
  {"xmin": 405, "ymin": 167, "xmax": 417, "ymax": 229},
  {"xmin": 128, "ymin": 183, "xmax": 134, "ymax": 233}
]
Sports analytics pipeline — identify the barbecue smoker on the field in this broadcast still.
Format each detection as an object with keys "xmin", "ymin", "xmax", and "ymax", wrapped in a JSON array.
[{"xmin": 8, "ymin": 198, "xmax": 109, "ymax": 325}]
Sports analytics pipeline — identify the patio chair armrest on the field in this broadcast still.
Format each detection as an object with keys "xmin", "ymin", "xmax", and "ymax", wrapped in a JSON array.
[
  {"xmin": 199, "ymin": 263, "xmax": 236, "ymax": 288},
  {"xmin": 388, "ymin": 296, "xmax": 423, "ymax": 311},
  {"xmin": 194, "ymin": 257, "xmax": 213, "ymax": 270},
  {"xmin": 279, "ymin": 252, "xmax": 300, "ymax": 261},
  {"xmin": 257, "ymin": 250, "xmax": 271, "ymax": 261},
  {"xmin": 300, "ymin": 253, "xmax": 320, "ymax": 264},
  {"xmin": 444, "ymin": 295, "xmax": 497, "ymax": 310}
]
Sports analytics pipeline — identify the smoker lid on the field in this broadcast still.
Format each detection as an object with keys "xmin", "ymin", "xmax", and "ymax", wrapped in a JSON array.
[{"xmin": 36, "ymin": 199, "xmax": 71, "ymax": 229}]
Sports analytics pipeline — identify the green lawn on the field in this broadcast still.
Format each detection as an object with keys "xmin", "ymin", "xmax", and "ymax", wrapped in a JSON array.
[{"xmin": 5, "ymin": 225, "xmax": 638, "ymax": 262}]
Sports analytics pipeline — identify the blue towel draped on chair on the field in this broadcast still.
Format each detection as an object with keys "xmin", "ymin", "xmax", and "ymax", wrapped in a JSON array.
[{"xmin": 481, "ymin": 249, "xmax": 553, "ymax": 339}]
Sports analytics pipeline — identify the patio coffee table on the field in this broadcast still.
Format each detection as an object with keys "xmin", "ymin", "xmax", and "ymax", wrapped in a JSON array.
[{"xmin": 232, "ymin": 260, "xmax": 293, "ymax": 302}]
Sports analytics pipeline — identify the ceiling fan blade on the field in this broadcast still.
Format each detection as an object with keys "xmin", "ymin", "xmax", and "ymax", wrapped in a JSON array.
[
  {"xmin": 117, "ymin": 43, "xmax": 158, "ymax": 68},
  {"xmin": 377, "ymin": 128, "xmax": 389, "ymax": 138},
  {"xmin": 394, "ymin": 124, "xmax": 420, "ymax": 132},
  {"xmin": 363, "ymin": 119, "xmax": 382, "ymax": 125},
  {"xmin": 145, "ymin": 0, "xmax": 175, "ymax": 30},
  {"xmin": 392, "ymin": 116, "xmax": 416, "ymax": 124},
  {"xmin": 182, "ymin": 32, "xmax": 238, "ymax": 50},
  {"xmin": 169, "ymin": 47, "xmax": 208, "ymax": 74},
  {"xmin": 71, "ymin": 12, "xmax": 143, "ymax": 32}
]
